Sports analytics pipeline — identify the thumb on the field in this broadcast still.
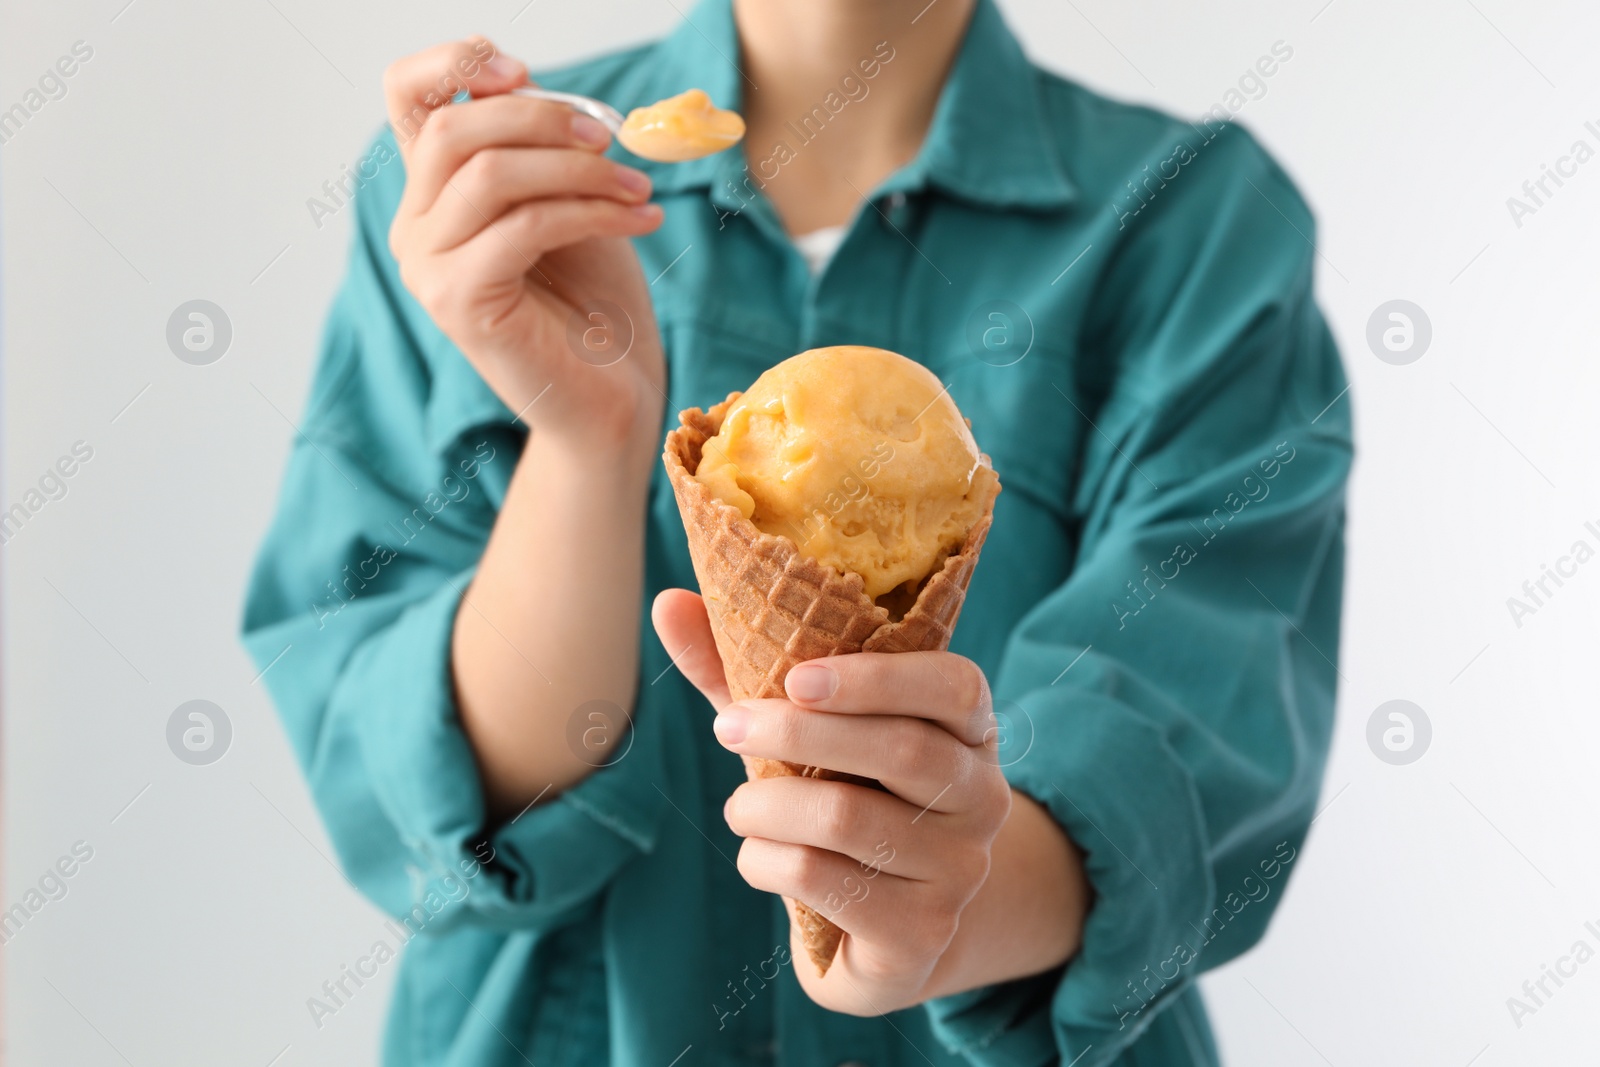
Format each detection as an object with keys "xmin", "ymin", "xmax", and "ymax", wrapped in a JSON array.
[{"xmin": 651, "ymin": 589, "xmax": 733, "ymax": 712}]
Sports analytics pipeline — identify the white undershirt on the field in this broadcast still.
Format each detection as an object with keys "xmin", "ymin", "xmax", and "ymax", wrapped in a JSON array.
[{"xmin": 791, "ymin": 224, "xmax": 848, "ymax": 275}]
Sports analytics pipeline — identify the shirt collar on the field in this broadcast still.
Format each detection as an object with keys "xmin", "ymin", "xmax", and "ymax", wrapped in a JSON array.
[{"xmin": 637, "ymin": 0, "xmax": 1077, "ymax": 211}]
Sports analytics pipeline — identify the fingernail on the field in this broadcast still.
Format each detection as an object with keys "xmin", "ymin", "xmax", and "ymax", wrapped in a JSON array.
[
  {"xmin": 630, "ymin": 202, "xmax": 662, "ymax": 220},
  {"xmin": 713, "ymin": 705, "xmax": 748, "ymax": 744},
  {"xmin": 786, "ymin": 664, "xmax": 837, "ymax": 703},
  {"xmin": 571, "ymin": 114, "xmax": 611, "ymax": 147},
  {"xmin": 486, "ymin": 54, "xmax": 523, "ymax": 81},
  {"xmin": 614, "ymin": 165, "xmax": 651, "ymax": 198}
]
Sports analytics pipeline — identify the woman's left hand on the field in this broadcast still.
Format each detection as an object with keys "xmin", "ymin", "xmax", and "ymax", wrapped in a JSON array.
[{"xmin": 652, "ymin": 589, "xmax": 1014, "ymax": 1015}]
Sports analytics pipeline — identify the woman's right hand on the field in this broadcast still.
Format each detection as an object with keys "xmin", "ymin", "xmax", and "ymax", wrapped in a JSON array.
[{"xmin": 383, "ymin": 38, "xmax": 667, "ymax": 453}]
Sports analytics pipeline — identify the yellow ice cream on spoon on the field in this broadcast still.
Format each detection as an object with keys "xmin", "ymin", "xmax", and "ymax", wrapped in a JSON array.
[
  {"xmin": 512, "ymin": 85, "xmax": 743, "ymax": 164},
  {"xmin": 617, "ymin": 88, "xmax": 745, "ymax": 163},
  {"xmin": 694, "ymin": 347, "xmax": 999, "ymax": 602}
]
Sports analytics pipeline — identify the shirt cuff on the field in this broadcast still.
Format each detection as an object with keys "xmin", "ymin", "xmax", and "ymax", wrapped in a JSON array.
[
  {"xmin": 346, "ymin": 572, "xmax": 666, "ymax": 932},
  {"xmin": 923, "ymin": 690, "xmax": 1214, "ymax": 1066}
]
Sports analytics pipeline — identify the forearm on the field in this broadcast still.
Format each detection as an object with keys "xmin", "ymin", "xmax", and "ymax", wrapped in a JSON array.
[
  {"xmin": 451, "ymin": 420, "xmax": 658, "ymax": 819},
  {"xmin": 922, "ymin": 789, "xmax": 1091, "ymax": 1000}
]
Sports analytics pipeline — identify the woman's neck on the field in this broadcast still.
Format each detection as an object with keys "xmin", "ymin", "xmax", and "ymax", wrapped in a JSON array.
[{"xmin": 731, "ymin": 0, "xmax": 977, "ymax": 235}]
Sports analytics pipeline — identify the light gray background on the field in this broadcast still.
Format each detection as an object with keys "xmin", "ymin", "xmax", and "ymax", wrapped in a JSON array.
[{"xmin": 5, "ymin": 1, "xmax": 1598, "ymax": 1064}]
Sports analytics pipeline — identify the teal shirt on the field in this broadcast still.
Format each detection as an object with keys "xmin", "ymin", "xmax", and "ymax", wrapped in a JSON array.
[{"xmin": 242, "ymin": 1, "xmax": 1352, "ymax": 1063}]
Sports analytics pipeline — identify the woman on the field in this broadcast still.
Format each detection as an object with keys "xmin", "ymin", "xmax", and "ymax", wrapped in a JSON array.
[{"xmin": 243, "ymin": 0, "xmax": 1352, "ymax": 1062}]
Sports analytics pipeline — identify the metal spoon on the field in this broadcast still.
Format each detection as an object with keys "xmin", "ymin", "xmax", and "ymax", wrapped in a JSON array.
[
  {"xmin": 511, "ymin": 86, "xmax": 626, "ymax": 135},
  {"xmin": 510, "ymin": 85, "xmax": 743, "ymax": 163}
]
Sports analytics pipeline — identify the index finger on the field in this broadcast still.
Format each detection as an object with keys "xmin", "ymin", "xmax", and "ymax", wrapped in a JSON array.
[
  {"xmin": 783, "ymin": 652, "xmax": 993, "ymax": 746},
  {"xmin": 383, "ymin": 37, "xmax": 526, "ymax": 159}
]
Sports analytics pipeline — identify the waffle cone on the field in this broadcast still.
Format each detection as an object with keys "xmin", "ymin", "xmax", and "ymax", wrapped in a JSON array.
[{"xmin": 662, "ymin": 393, "xmax": 998, "ymax": 975}]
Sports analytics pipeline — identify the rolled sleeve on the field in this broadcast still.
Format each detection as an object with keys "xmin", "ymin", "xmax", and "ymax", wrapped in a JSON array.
[
  {"xmin": 924, "ymin": 126, "xmax": 1352, "ymax": 1065},
  {"xmin": 333, "ymin": 571, "xmax": 664, "ymax": 932}
]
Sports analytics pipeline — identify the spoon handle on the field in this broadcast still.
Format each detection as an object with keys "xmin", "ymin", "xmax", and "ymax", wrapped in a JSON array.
[{"xmin": 510, "ymin": 87, "xmax": 625, "ymax": 134}]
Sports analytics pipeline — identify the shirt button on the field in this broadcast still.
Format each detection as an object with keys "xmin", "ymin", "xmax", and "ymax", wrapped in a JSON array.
[{"xmin": 882, "ymin": 191, "xmax": 911, "ymax": 228}]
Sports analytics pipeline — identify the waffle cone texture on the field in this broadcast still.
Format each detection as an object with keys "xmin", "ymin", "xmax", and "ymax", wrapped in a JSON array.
[{"xmin": 662, "ymin": 394, "xmax": 998, "ymax": 975}]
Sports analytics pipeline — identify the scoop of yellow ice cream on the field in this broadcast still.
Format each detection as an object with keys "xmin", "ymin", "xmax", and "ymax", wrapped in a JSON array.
[
  {"xmin": 694, "ymin": 346, "xmax": 998, "ymax": 602},
  {"xmin": 617, "ymin": 89, "xmax": 745, "ymax": 163}
]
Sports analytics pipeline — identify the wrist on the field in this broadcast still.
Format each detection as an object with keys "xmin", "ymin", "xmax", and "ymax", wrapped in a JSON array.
[
  {"xmin": 917, "ymin": 789, "xmax": 1088, "ymax": 1002},
  {"xmin": 547, "ymin": 356, "xmax": 665, "ymax": 447},
  {"xmin": 525, "ymin": 374, "xmax": 663, "ymax": 470},
  {"xmin": 517, "ymin": 407, "xmax": 660, "ymax": 504}
]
